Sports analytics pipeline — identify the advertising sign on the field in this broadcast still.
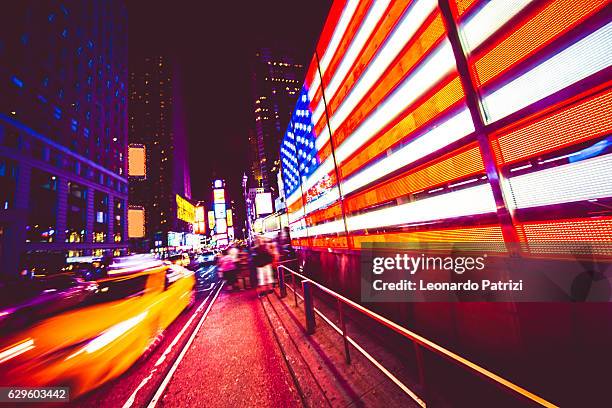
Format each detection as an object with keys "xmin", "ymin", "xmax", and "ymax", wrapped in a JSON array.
[
  {"xmin": 214, "ymin": 203, "xmax": 226, "ymax": 219},
  {"xmin": 216, "ymin": 218, "xmax": 227, "ymax": 234},
  {"xmin": 213, "ymin": 189, "xmax": 225, "ymax": 203},
  {"xmin": 226, "ymin": 209, "xmax": 233, "ymax": 227},
  {"xmin": 128, "ymin": 144, "xmax": 146, "ymax": 178},
  {"xmin": 255, "ymin": 192, "xmax": 273, "ymax": 216},
  {"xmin": 208, "ymin": 210, "xmax": 215, "ymax": 230},
  {"xmin": 168, "ymin": 231, "xmax": 183, "ymax": 247},
  {"xmin": 194, "ymin": 221, "xmax": 206, "ymax": 234},
  {"xmin": 195, "ymin": 205, "xmax": 205, "ymax": 222},
  {"xmin": 128, "ymin": 207, "xmax": 145, "ymax": 238},
  {"xmin": 176, "ymin": 195, "xmax": 195, "ymax": 223}
]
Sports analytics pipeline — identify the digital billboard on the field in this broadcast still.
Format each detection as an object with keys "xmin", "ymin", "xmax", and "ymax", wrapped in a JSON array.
[
  {"xmin": 280, "ymin": 0, "xmax": 612, "ymax": 256},
  {"xmin": 216, "ymin": 218, "xmax": 227, "ymax": 234},
  {"xmin": 208, "ymin": 210, "xmax": 215, "ymax": 230},
  {"xmin": 194, "ymin": 221, "xmax": 206, "ymax": 235},
  {"xmin": 213, "ymin": 189, "xmax": 225, "ymax": 203},
  {"xmin": 168, "ymin": 231, "xmax": 183, "ymax": 247},
  {"xmin": 176, "ymin": 195, "xmax": 195, "ymax": 223},
  {"xmin": 214, "ymin": 203, "xmax": 226, "ymax": 219},
  {"xmin": 226, "ymin": 209, "xmax": 233, "ymax": 227},
  {"xmin": 128, "ymin": 144, "xmax": 146, "ymax": 178},
  {"xmin": 195, "ymin": 205, "xmax": 205, "ymax": 222},
  {"xmin": 255, "ymin": 192, "xmax": 273, "ymax": 216},
  {"xmin": 127, "ymin": 207, "xmax": 145, "ymax": 238}
]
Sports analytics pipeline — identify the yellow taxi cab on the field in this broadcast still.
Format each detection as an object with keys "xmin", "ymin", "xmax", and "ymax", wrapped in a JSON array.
[
  {"xmin": 169, "ymin": 252, "xmax": 191, "ymax": 267},
  {"xmin": 0, "ymin": 256, "xmax": 195, "ymax": 398}
]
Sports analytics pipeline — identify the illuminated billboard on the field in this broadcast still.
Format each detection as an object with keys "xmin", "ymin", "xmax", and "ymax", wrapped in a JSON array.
[
  {"xmin": 128, "ymin": 144, "xmax": 146, "ymax": 178},
  {"xmin": 228, "ymin": 226, "xmax": 235, "ymax": 240},
  {"xmin": 176, "ymin": 195, "xmax": 195, "ymax": 223},
  {"xmin": 168, "ymin": 231, "xmax": 183, "ymax": 247},
  {"xmin": 214, "ymin": 203, "xmax": 226, "ymax": 219},
  {"xmin": 216, "ymin": 218, "xmax": 227, "ymax": 234},
  {"xmin": 280, "ymin": 0, "xmax": 612, "ymax": 258},
  {"xmin": 128, "ymin": 207, "xmax": 145, "ymax": 238},
  {"xmin": 226, "ymin": 209, "xmax": 233, "ymax": 227},
  {"xmin": 208, "ymin": 210, "xmax": 215, "ymax": 230},
  {"xmin": 194, "ymin": 221, "xmax": 206, "ymax": 235},
  {"xmin": 195, "ymin": 205, "xmax": 205, "ymax": 222},
  {"xmin": 194, "ymin": 205, "xmax": 206, "ymax": 234},
  {"xmin": 213, "ymin": 189, "xmax": 225, "ymax": 203},
  {"xmin": 253, "ymin": 218, "xmax": 263, "ymax": 233},
  {"xmin": 255, "ymin": 192, "xmax": 273, "ymax": 216}
]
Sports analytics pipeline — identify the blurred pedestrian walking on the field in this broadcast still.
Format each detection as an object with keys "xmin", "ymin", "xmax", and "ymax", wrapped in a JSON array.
[{"xmin": 253, "ymin": 236, "xmax": 274, "ymax": 296}]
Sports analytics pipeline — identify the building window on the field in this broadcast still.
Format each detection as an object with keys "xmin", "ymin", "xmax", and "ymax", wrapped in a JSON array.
[
  {"xmin": 0, "ymin": 159, "xmax": 17, "ymax": 210},
  {"xmin": 26, "ymin": 170, "xmax": 58, "ymax": 242},
  {"xmin": 94, "ymin": 191, "xmax": 108, "ymax": 243},
  {"xmin": 66, "ymin": 182, "xmax": 87, "ymax": 243},
  {"xmin": 114, "ymin": 198, "xmax": 124, "ymax": 242}
]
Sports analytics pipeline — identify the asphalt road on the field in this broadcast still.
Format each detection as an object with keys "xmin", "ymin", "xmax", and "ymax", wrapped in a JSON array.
[{"xmin": 70, "ymin": 264, "xmax": 220, "ymax": 408}]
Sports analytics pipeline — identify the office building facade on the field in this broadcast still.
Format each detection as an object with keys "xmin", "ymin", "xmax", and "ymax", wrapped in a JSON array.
[
  {"xmin": 250, "ymin": 47, "xmax": 304, "ymax": 195},
  {"xmin": 128, "ymin": 55, "xmax": 192, "ymax": 249},
  {"xmin": 0, "ymin": 1, "xmax": 128, "ymax": 277}
]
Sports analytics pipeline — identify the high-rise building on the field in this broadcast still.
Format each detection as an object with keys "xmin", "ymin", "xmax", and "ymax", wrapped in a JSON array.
[
  {"xmin": 0, "ymin": 1, "xmax": 129, "ymax": 277},
  {"xmin": 128, "ymin": 55, "xmax": 192, "ymax": 249},
  {"xmin": 250, "ymin": 47, "xmax": 304, "ymax": 195}
]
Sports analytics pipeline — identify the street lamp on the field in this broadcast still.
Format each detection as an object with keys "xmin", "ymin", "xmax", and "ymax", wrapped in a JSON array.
[{"xmin": 242, "ymin": 173, "xmax": 253, "ymax": 245}]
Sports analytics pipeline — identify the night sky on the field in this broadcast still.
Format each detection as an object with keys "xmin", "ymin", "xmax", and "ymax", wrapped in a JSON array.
[{"xmin": 128, "ymin": 1, "xmax": 332, "ymax": 221}]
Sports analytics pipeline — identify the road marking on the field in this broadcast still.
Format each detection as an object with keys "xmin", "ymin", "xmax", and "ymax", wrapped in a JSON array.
[
  {"xmin": 147, "ymin": 281, "xmax": 224, "ymax": 408},
  {"xmin": 198, "ymin": 283, "xmax": 215, "ymax": 292},
  {"xmin": 121, "ymin": 284, "xmax": 217, "ymax": 408},
  {"xmin": 197, "ymin": 265, "xmax": 216, "ymax": 278},
  {"xmin": 121, "ymin": 368, "xmax": 157, "ymax": 408}
]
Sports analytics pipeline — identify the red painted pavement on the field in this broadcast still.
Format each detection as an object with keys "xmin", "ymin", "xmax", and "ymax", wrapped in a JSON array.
[{"xmin": 158, "ymin": 289, "xmax": 302, "ymax": 407}]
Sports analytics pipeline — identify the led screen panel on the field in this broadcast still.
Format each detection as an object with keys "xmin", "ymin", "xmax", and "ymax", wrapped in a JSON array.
[
  {"xmin": 208, "ymin": 210, "xmax": 215, "ymax": 230},
  {"xmin": 128, "ymin": 207, "xmax": 145, "ymax": 238},
  {"xmin": 168, "ymin": 232, "xmax": 183, "ymax": 247},
  {"xmin": 213, "ymin": 189, "xmax": 225, "ymax": 203},
  {"xmin": 279, "ymin": 0, "xmax": 612, "ymax": 256},
  {"xmin": 195, "ymin": 206, "xmax": 205, "ymax": 222},
  {"xmin": 255, "ymin": 193, "xmax": 273, "ymax": 216},
  {"xmin": 176, "ymin": 195, "xmax": 195, "ymax": 223},
  {"xmin": 216, "ymin": 218, "xmax": 227, "ymax": 234},
  {"xmin": 128, "ymin": 145, "xmax": 146, "ymax": 177},
  {"xmin": 214, "ymin": 203, "xmax": 226, "ymax": 219}
]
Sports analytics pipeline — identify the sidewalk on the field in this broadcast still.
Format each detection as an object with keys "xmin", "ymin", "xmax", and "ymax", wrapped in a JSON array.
[{"xmin": 159, "ymin": 288, "xmax": 302, "ymax": 407}]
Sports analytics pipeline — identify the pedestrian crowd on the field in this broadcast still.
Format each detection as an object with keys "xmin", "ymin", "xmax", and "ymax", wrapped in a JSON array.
[{"xmin": 217, "ymin": 227, "xmax": 295, "ymax": 296}]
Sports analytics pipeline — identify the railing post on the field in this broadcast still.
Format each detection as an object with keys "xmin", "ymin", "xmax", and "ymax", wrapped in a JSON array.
[
  {"xmin": 414, "ymin": 342, "xmax": 427, "ymax": 402},
  {"xmin": 278, "ymin": 267, "xmax": 287, "ymax": 298},
  {"xmin": 303, "ymin": 280, "xmax": 316, "ymax": 334},
  {"xmin": 338, "ymin": 299, "xmax": 351, "ymax": 364},
  {"xmin": 293, "ymin": 273, "xmax": 298, "ymax": 307}
]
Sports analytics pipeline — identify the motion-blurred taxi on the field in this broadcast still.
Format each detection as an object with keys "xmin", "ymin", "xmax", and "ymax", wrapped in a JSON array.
[
  {"xmin": 169, "ymin": 252, "xmax": 190, "ymax": 267},
  {"xmin": 0, "ymin": 255, "xmax": 195, "ymax": 398}
]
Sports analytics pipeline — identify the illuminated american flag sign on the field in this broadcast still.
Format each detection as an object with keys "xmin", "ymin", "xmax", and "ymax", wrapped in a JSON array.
[{"xmin": 280, "ymin": 0, "xmax": 612, "ymax": 255}]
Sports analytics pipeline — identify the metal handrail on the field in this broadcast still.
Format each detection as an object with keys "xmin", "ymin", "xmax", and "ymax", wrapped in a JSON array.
[{"xmin": 277, "ymin": 264, "xmax": 558, "ymax": 408}]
